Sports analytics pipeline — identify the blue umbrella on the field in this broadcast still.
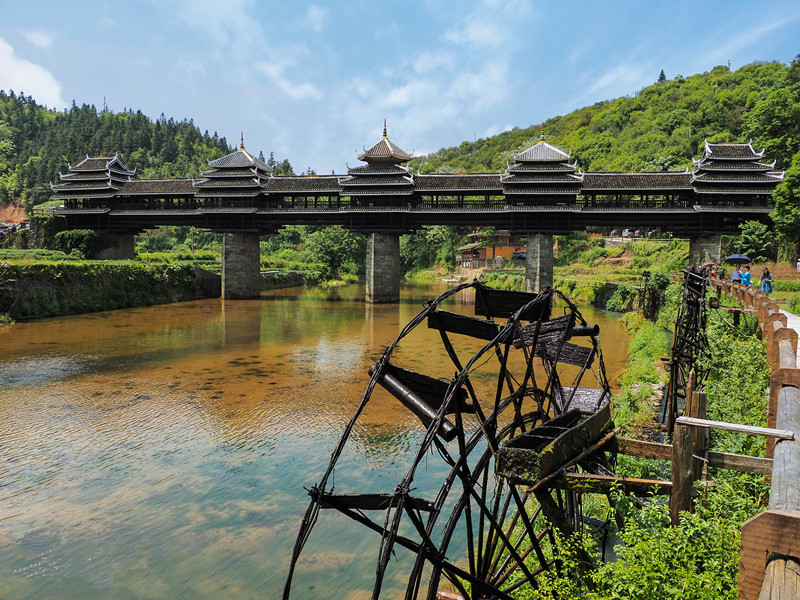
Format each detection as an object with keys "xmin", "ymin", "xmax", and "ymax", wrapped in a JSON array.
[{"xmin": 724, "ymin": 254, "xmax": 751, "ymax": 265}]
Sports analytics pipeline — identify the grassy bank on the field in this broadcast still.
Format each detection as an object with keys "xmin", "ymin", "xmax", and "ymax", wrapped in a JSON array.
[{"xmin": 0, "ymin": 255, "xmax": 219, "ymax": 320}]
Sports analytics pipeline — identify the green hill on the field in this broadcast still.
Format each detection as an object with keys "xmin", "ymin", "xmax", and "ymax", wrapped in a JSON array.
[
  {"xmin": 0, "ymin": 93, "xmax": 233, "ymax": 211},
  {"xmin": 410, "ymin": 60, "xmax": 800, "ymax": 174}
]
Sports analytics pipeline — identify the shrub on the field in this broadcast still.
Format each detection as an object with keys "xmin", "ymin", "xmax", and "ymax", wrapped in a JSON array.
[{"xmin": 606, "ymin": 283, "xmax": 638, "ymax": 312}]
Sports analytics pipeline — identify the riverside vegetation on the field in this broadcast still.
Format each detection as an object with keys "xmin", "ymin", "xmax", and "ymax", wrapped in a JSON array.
[{"xmin": 510, "ymin": 283, "xmax": 770, "ymax": 600}]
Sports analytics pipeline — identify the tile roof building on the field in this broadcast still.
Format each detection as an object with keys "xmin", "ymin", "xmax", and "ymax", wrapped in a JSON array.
[{"xmin": 338, "ymin": 122, "xmax": 414, "ymax": 198}]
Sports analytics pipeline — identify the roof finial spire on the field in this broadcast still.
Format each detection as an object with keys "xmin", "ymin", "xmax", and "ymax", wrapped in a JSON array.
[
  {"xmin": 539, "ymin": 123, "xmax": 545, "ymax": 143},
  {"xmin": 240, "ymin": 131, "xmax": 245, "ymax": 150},
  {"xmin": 383, "ymin": 119, "xmax": 387, "ymax": 139}
]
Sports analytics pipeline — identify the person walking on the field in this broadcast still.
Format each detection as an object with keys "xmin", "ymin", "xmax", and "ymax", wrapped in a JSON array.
[
  {"xmin": 740, "ymin": 264, "xmax": 752, "ymax": 286},
  {"xmin": 759, "ymin": 267, "xmax": 774, "ymax": 294},
  {"xmin": 731, "ymin": 265, "xmax": 742, "ymax": 283}
]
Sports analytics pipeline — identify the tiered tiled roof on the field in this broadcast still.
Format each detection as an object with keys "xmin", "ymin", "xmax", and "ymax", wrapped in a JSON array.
[
  {"xmin": 691, "ymin": 141, "xmax": 784, "ymax": 195},
  {"xmin": 193, "ymin": 143, "xmax": 272, "ymax": 199},
  {"xmin": 264, "ymin": 176, "xmax": 340, "ymax": 194},
  {"xmin": 119, "ymin": 179, "xmax": 197, "ymax": 196},
  {"xmin": 51, "ymin": 155, "xmax": 136, "ymax": 200},
  {"xmin": 501, "ymin": 139, "xmax": 582, "ymax": 196},
  {"xmin": 582, "ymin": 172, "xmax": 692, "ymax": 192},
  {"xmin": 339, "ymin": 122, "xmax": 414, "ymax": 197},
  {"xmin": 415, "ymin": 174, "xmax": 503, "ymax": 193}
]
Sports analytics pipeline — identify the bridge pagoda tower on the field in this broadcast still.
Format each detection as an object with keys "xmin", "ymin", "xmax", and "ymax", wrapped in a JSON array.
[
  {"xmin": 501, "ymin": 135, "xmax": 582, "ymax": 292},
  {"xmin": 340, "ymin": 122, "xmax": 413, "ymax": 303},
  {"xmin": 194, "ymin": 138, "xmax": 273, "ymax": 299},
  {"xmin": 50, "ymin": 155, "xmax": 137, "ymax": 258},
  {"xmin": 688, "ymin": 141, "xmax": 784, "ymax": 265}
]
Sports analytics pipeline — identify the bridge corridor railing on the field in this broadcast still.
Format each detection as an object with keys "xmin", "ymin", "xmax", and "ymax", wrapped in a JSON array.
[{"xmin": 61, "ymin": 195, "xmax": 773, "ymax": 214}]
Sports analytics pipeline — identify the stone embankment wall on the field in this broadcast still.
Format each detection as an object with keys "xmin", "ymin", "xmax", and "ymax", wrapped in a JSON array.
[
  {"xmin": 1, "ymin": 263, "xmax": 221, "ymax": 320},
  {"xmin": 0, "ymin": 263, "xmax": 317, "ymax": 320},
  {"xmin": 262, "ymin": 270, "xmax": 308, "ymax": 290}
]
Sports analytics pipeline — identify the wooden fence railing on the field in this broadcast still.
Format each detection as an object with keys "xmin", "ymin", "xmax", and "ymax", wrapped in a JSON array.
[{"xmin": 712, "ymin": 280, "xmax": 800, "ymax": 600}]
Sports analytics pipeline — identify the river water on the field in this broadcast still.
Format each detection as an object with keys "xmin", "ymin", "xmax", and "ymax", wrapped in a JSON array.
[{"xmin": 0, "ymin": 283, "xmax": 629, "ymax": 599}]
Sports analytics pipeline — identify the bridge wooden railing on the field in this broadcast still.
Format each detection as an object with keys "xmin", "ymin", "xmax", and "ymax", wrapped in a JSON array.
[
  {"xmin": 713, "ymin": 280, "xmax": 800, "ymax": 599},
  {"xmin": 56, "ymin": 195, "xmax": 774, "ymax": 213}
]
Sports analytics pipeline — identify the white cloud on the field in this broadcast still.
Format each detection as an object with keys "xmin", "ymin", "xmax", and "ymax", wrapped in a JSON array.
[
  {"xmin": 413, "ymin": 50, "xmax": 454, "ymax": 74},
  {"xmin": 0, "ymin": 37, "xmax": 65, "ymax": 108},
  {"xmin": 444, "ymin": 18, "xmax": 505, "ymax": 48},
  {"xmin": 256, "ymin": 62, "xmax": 321, "ymax": 101},
  {"xmin": 23, "ymin": 29, "xmax": 55, "ymax": 50},
  {"xmin": 166, "ymin": 0, "xmax": 261, "ymax": 48},
  {"xmin": 443, "ymin": 1, "xmax": 531, "ymax": 49},
  {"xmin": 305, "ymin": 5, "xmax": 328, "ymax": 33}
]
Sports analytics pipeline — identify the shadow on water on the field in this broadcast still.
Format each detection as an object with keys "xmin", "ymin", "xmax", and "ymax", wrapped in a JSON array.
[{"xmin": 0, "ymin": 282, "xmax": 629, "ymax": 599}]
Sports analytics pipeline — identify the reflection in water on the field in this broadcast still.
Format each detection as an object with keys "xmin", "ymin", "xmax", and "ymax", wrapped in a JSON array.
[{"xmin": 0, "ymin": 283, "xmax": 629, "ymax": 599}]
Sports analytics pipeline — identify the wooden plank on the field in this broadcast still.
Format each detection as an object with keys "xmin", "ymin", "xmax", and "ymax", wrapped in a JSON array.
[
  {"xmin": 319, "ymin": 493, "xmax": 436, "ymax": 513},
  {"xmin": 427, "ymin": 310, "xmax": 500, "ymax": 342},
  {"xmin": 676, "ymin": 416, "xmax": 795, "ymax": 440},
  {"xmin": 474, "ymin": 284, "xmax": 550, "ymax": 321},
  {"xmin": 618, "ymin": 437, "xmax": 672, "ymax": 460},
  {"xmin": 670, "ymin": 421, "xmax": 695, "ymax": 525},
  {"xmin": 759, "ymin": 558, "xmax": 800, "ymax": 600},
  {"xmin": 552, "ymin": 472, "xmax": 672, "ymax": 495},
  {"xmin": 771, "ymin": 384, "xmax": 800, "ymax": 512},
  {"xmin": 707, "ymin": 451, "xmax": 773, "ymax": 475},
  {"xmin": 618, "ymin": 437, "xmax": 774, "ymax": 475},
  {"xmin": 738, "ymin": 510, "xmax": 800, "ymax": 600}
]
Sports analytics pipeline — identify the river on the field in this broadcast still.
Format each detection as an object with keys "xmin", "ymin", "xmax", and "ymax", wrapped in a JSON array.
[{"xmin": 0, "ymin": 283, "xmax": 629, "ymax": 599}]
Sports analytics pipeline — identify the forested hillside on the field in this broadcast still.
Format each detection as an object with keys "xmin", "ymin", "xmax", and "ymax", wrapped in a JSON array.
[
  {"xmin": 410, "ymin": 60, "xmax": 800, "ymax": 174},
  {"xmin": 0, "ymin": 92, "xmax": 236, "ymax": 211}
]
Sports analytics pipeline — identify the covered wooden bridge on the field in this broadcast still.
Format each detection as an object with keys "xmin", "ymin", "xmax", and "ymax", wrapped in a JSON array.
[{"xmin": 50, "ymin": 128, "xmax": 783, "ymax": 301}]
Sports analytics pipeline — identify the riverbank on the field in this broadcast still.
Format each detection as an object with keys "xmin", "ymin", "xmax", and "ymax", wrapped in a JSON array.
[{"xmin": 0, "ymin": 252, "xmax": 325, "ymax": 320}]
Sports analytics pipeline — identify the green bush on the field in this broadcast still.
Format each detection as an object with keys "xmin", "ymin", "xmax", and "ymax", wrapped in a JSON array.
[
  {"xmin": 775, "ymin": 279, "xmax": 800, "ymax": 292},
  {"xmin": 53, "ymin": 229, "xmax": 103, "ymax": 259},
  {"xmin": 605, "ymin": 283, "xmax": 638, "ymax": 312}
]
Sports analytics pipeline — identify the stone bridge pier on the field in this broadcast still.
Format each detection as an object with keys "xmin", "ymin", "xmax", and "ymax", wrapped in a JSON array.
[
  {"xmin": 95, "ymin": 232, "xmax": 136, "ymax": 260},
  {"xmin": 524, "ymin": 232, "xmax": 554, "ymax": 293},
  {"xmin": 688, "ymin": 234, "xmax": 723, "ymax": 267},
  {"xmin": 366, "ymin": 232, "xmax": 401, "ymax": 303},
  {"xmin": 222, "ymin": 232, "xmax": 261, "ymax": 300}
]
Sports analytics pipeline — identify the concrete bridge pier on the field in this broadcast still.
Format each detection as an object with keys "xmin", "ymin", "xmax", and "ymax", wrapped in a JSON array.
[
  {"xmin": 366, "ymin": 232, "xmax": 401, "ymax": 303},
  {"xmin": 688, "ymin": 234, "xmax": 723, "ymax": 267},
  {"xmin": 222, "ymin": 232, "xmax": 261, "ymax": 299},
  {"xmin": 96, "ymin": 232, "xmax": 135, "ymax": 260},
  {"xmin": 524, "ymin": 232, "xmax": 554, "ymax": 293}
]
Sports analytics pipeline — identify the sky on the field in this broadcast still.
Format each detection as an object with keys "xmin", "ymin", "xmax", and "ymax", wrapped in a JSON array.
[{"xmin": 0, "ymin": 0, "xmax": 799, "ymax": 174}]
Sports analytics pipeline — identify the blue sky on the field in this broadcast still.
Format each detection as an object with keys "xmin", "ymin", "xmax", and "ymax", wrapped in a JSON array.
[{"xmin": 0, "ymin": 0, "xmax": 798, "ymax": 174}]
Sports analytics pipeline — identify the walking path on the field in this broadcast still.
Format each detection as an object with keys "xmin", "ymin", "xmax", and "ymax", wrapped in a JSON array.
[{"xmin": 780, "ymin": 308, "xmax": 800, "ymax": 365}]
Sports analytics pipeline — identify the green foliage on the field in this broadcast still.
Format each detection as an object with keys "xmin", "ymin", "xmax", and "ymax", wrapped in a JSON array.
[
  {"xmin": 400, "ymin": 225, "xmax": 461, "ymax": 273},
  {"xmin": 303, "ymin": 226, "xmax": 365, "ymax": 280},
  {"xmin": 586, "ymin": 487, "xmax": 755, "ymax": 600},
  {"xmin": 555, "ymin": 232, "xmax": 596, "ymax": 266},
  {"xmin": 605, "ymin": 283, "xmax": 638, "ymax": 312},
  {"xmin": 52, "ymin": 229, "xmax": 102, "ymax": 259},
  {"xmin": 704, "ymin": 314, "xmax": 770, "ymax": 455},
  {"xmin": 725, "ymin": 220, "xmax": 775, "ymax": 262},
  {"xmin": 771, "ymin": 149, "xmax": 800, "ymax": 260},
  {"xmin": 482, "ymin": 270, "xmax": 524, "ymax": 291}
]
